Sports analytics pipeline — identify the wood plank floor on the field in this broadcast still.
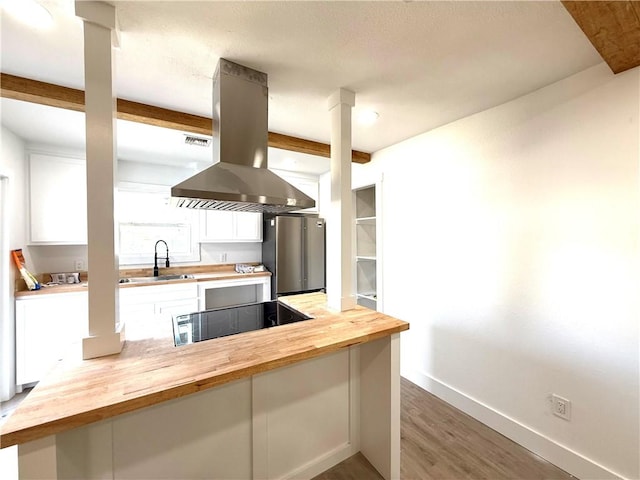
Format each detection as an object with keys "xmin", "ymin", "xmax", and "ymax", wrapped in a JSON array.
[{"xmin": 313, "ymin": 378, "xmax": 576, "ymax": 480}]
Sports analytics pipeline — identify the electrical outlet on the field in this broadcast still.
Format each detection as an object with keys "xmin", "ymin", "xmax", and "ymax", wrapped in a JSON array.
[
  {"xmin": 218, "ymin": 253, "xmax": 227, "ymax": 262},
  {"xmin": 551, "ymin": 394, "xmax": 571, "ymax": 421},
  {"xmin": 74, "ymin": 259, "xmax": 84, "ymax": 271}
]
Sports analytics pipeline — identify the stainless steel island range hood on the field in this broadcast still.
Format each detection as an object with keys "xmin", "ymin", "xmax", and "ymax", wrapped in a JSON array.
[{"xmin": 171, "ymin": 59, "xmax": 315, "ymax": 213}]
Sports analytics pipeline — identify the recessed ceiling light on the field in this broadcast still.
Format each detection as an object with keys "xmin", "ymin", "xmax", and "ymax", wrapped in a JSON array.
[
  {"xmin": 1, "ymin": 0, "xmax": 53, "ymax": 29},
  {"xmin": 357, "ymin": 109, "xmax": 379, "ymax": 126}
]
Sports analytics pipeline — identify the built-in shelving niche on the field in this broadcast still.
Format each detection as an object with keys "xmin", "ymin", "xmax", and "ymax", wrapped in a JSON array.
[{"xmin": 354, "ymin": 184, "xmax": 379, "ymax": 310}]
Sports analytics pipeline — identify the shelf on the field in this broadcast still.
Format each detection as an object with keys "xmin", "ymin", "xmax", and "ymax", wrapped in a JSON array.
[
  {"xmin": 355, "ymin": 186, "xmax": 376, "ymax": 218},
  {"xmin": 357, "ymin": 295, "xmax": 376, "ymax": 310},
  {"xmin": 354, "ymin": 184, "xmax": 378, "ymax": 312},
  {"xmin": 355, "ymin": 221, "xmax": 376, "ymax": 257},
  {"xmin": 356, "ymin": 261, "xmax": 376, "ymax": 298},
  {"xmin": 357, "ymin": 292, "xmax": 377, "ymax": 301}
]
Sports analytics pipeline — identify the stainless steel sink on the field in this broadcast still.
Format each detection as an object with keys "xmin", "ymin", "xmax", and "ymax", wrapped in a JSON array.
[{"xmin": 119, "ymin": 274, "xmax": 195, "ymax": 284}]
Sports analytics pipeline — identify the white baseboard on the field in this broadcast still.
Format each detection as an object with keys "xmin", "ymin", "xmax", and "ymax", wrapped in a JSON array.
[
  {"xmin": 281, "ymin": 442, "xmax": 359, "ymax": 480},
  {"xmin": 401, "ymin": 369, "xmax": 624, "ymax": 480}
]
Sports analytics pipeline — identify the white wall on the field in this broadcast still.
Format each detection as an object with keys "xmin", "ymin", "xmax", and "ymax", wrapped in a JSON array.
[
  {"xmin": 0, "ymin": 125, "xmax": 27, "ymax": 401},
  {"xmin": 118, "ymin": 158, "xmax": 194, "ymax": 186},
  {"xmin": 318, "ymin": 171, "xmax": 330, "ymax": 221},
  {"xmin": 1, "ymin": 127, "xmax": 29, "ymax": 267},
  {"xmin": 356, "ymin": 63, "xmax": 639, "ymax": 479},
  {"xmin": 28, "ymin": 245, "xmax": 86, "ymax": 274}
]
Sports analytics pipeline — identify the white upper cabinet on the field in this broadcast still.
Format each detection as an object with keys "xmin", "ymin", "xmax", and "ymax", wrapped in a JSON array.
[
  {"xmin": 29, "ymin": 152, "xmax": 87, "ymax": 245},
  {"xmin": 234, "ymin": 212, "xmax": 262, "ymax": 240},
  {"xmin": 200, "ymin": 211, "xmax": 262, "ymax": 242}
]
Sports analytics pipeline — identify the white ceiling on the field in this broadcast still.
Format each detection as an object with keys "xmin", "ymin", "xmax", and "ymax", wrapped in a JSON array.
[{"xmin": 1, "ymin": 0, "xmax": 602, "ymax": 172}]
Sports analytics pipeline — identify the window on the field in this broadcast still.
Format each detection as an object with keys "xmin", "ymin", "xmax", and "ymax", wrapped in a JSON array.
[{"xmin": 116, "ymin": 183, "xmax": 200, "ymax": 265}]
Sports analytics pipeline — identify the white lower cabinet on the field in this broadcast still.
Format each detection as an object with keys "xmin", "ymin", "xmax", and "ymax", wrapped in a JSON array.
[
  {"xmin": 155, "ymin": 298, "xmax": 199, "ymax": 319},
  {"xmin": 16, "ymin": 285, "xmax": 198, "ymax": 386},
  {"xmin": 16, "ymin": 277, "xmax": 271, "ymax": 385},
  {"xmin": 15, "ymin": 292, "xmax": 88, "ymax": 386},
  {"xmin": 119, "ymin": 283, "xmax": 198, "ymax": 341},
  {"xmin": 119, "ymin": 283, "xmax": 199, "ymax": 321}
]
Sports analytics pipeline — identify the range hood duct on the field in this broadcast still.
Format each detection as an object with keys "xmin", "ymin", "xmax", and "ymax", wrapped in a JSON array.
[{"xmin": 171, "ymin": 59, "xmax": 315, "ymax": 213}]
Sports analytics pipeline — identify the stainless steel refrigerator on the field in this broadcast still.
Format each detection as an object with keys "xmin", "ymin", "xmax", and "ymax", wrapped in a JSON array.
[{"xmin": 262, "ymin": 214, "xmax": 325, "ymax": 299}]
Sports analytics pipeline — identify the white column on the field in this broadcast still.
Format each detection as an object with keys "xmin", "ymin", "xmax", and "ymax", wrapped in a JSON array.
[
  {"xmin": 326, "ymin": 89, "xmax": 356, "ymax": 312},
  {"xmin": 75, "ymin": 1, "xmax": 124, "ymax": 359}
]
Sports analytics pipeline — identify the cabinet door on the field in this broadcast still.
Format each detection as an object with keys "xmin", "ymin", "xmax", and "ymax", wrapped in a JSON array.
[
  {"xmin": 29, "ymin": 153, "xmax": 87, "ymax": 245},
  {"xmin": 235, "ymin": 212, "xmax": 262, "ymax": 241},
  {"xmin": 155, "ymin": 298, "xmax": 199, "ymax": 342},
  {"xmin": 119, "ymin": 302, "xmax": 156, "ymax": 336},
  {"xmin": 155, "ymin": 298, "xmax": 199, "ymax": 321},
  {"xmin": 120, "ymin": 283, "xmax": 198, "ymax": 339},
  {"xmin": 200, "ymin": 211, "xmax": 262, "ymax": 242},
  {"xmin": 16, "ymin": 293, "xmax": 88, "ymax": 385},
  {"xmin": 200, "ymin": 210, "xmax": 235, "ymax": 242}
]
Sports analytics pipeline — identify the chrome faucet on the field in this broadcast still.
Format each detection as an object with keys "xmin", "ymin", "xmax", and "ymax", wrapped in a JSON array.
[{"xmin": 154, "ymin": 240, "xmax": 170, "ymax": 277}]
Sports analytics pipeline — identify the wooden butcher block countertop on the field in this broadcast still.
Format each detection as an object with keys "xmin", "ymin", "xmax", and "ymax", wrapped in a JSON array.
[
  {"xmin": 15, "ymin": 264, "xmax": 271, "ymax": 297},
  {"xmin": 0, "ymin": 292, "xmax": 409, "ymax": 448}
]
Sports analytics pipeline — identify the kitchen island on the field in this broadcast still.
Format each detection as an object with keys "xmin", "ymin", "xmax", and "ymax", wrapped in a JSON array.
[{"xmin": 0, "ymin": 292, "xmax": 409, "ymax": 480}]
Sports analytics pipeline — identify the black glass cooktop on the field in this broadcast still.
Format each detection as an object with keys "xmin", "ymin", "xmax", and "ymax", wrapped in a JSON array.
[{"xmin": 172, "ymin": 300, "xmax": 312, "ymax": 346}]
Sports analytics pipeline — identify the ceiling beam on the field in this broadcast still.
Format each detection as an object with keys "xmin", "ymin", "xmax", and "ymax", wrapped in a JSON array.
[
  {"xmin": 268, "ymin": 132, "xmax": 369, "ymax": 164},
  {"xmin": 0, "ymin": 73, "xmax": 371, "ymax": 164},
  {"xmin": 117, "ymin": 98, "xmax": 211, "ymax": 137},
  {"xmin": 561, "ymin": 0, "xmax": 640, "ymax": 74}
]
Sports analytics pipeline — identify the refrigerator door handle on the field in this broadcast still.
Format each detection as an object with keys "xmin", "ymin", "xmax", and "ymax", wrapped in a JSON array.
[{"xmin": 301, "ymin": 222, "xmax": 307, "ymax": 290}]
